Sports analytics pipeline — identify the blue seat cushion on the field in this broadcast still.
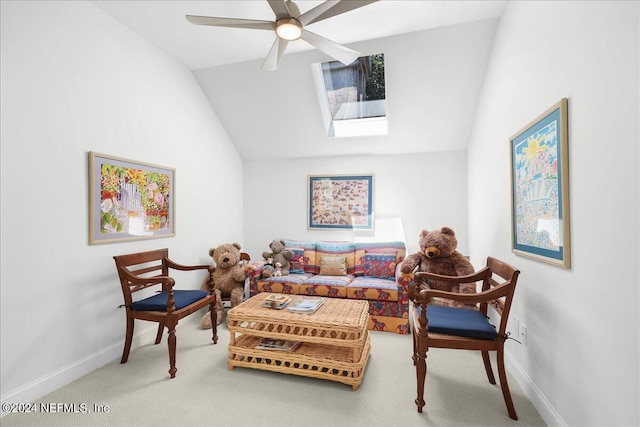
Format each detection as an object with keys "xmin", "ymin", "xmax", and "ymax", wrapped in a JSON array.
[
  {"xmin": 131, "ymin": 290, "xmax": 210, "ymax": 311},
  {"xmin": 418, "ymin": 305, "xmax": 498, "ymax": 340}
]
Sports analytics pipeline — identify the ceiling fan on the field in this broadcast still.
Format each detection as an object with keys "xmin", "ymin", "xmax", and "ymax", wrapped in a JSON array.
[{"xmin": 186, "ymin": 0, "xmax": 378, "ymax": 71}]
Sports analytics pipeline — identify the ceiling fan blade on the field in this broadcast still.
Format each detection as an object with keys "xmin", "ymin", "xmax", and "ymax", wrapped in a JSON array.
[
  {"xmin": 186, "ymin": 15, "xmax": 275, "ymax": 31},
  {"xmin": 260, "ymin": 37, "xmax": 289, "ymax": 71},
  {"xmin": 301, "ymin": 0, "xmax": 378, "ymax": 26},
  {"xmin": 267, "ymin": 0, "xmax": 292, "ymax": 20},
  {"xmin": 298, "ymin": 1, "xmax": 339, "ymax": 26},
  {"xmin": 301, "ymin": 30, "xmax": 360, "ymax": 65}
]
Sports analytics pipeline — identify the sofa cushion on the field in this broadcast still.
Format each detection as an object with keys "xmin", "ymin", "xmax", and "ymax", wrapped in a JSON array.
[
  {"xmin": 313, "ymin": 241, "xmax": 356, "ymax": 275},
  {"xmin": 299, "ymin": 274, "xmax": 353, "ymax": 298},
  {"xmin": 319, "ymin": 255, "xmax": 347, "ymax": 276},
  {"xmin": 362, "ymin": 253, "xmax": 396, "ymax": 279},
  {"xmin": 283, "ymin": 240, "xmax": 316, "ymax": 274},
  {"xmin": 347, "ymin": 276, "xmax": 399, "ymax": 301},
  {"xmin": 354, "ymin": 241, "xmax": 406, "ymax": 276},
  {"xmin": 256, "ymin": 273, "xmax": 313, "ymax": 295}
]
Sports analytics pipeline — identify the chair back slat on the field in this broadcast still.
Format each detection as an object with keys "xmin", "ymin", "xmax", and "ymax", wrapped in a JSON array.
[
  {"xmin": 114, "ymin": 249, "xmax": 171, "ymax": 302},
  {"xmin": 130, "ymin": 265, "xmax": 164, "ymax": 276},
  {"xmin": 485, "ymin": 257, "xmax": 519, "ymax": 335}
]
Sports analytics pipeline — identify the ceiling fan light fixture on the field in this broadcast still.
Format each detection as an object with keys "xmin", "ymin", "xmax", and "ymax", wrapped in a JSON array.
[{"xmin": 276, "ymin": 18, "xmax": 303, "ymax": 41}]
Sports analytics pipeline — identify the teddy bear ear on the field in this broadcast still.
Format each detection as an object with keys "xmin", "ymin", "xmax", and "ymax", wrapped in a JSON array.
[
  {"xmin": 233, "ymin": 242, "xmax": 241, "ymax": 250},
  {"xmin": 208, "ymin": 248, "xmax": 215, "ymax": 257},
  {"xmin": 279, "ymin": 240, "xmax": 285, "ymax": 246},
  {"xmin": 441, "ymin": 226, "xmax": 455, "ymax": 236},
  {"xmin": 419, "ymin": 229, "xmax": 428, "ymax": 237}
]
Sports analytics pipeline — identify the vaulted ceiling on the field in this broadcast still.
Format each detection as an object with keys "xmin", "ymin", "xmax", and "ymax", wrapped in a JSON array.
[{"xmin": 92, "ymin": 1, "xmax": 506, "ymax": 160}]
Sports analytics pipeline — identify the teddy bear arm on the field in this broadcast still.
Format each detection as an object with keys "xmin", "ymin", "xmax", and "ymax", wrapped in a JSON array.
[
  {"xmin": 400, "ymin": 253, "xmax": 421, "ymax": 273},
  {"xmin": 232, "ymin": 267, "xmax": 248, "ymax": 283},
  {"xmin": 282, "ymin": 250, "xmax": 294, "ymax": 260}
]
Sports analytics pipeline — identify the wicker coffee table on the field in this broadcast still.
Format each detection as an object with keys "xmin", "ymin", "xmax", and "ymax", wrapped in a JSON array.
[{"xmin": 226, "ymin": 293, "xmax": 371, "ymax": 390}]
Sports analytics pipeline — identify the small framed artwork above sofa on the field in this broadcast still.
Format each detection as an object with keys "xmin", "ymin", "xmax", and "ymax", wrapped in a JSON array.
[{"xmin": 308, "ymin": 174, "xmax": 373, "ymax": 230}]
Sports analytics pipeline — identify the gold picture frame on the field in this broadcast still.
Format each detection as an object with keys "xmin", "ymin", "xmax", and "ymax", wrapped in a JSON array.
[
  {"xmin": 89, "ymin": 152, "xmax": 175, "ymax": 245},
  {"xmin": 510, "ymin": 98, "xmax": 570, "ymax": 268}
]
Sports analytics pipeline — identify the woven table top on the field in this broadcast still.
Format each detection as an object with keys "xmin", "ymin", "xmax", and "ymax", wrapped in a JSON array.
[{"xmin": 227, "ymin": 293, "xmax": 369, "ymax": 345}]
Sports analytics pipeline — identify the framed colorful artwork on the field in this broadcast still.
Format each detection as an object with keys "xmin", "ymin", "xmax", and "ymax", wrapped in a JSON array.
[
  {"xmin": 308, "ymin": 174, "xmax": 374, "ymax": 230},
  {"xmin": 89, "ymin": 152, "xmax": 175, "ymax": 245},
  {"xmin": 510, "ymin": 98, "xmax": 570, "ymax": 268}
]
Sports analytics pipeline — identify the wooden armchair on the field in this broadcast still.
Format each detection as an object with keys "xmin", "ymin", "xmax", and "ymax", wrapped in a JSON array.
[
  {"xmin": 408, "ymin": 256, "xmax": 520, "ymax": 420},
  {"xmin": 113, "ymin": 248, "xmax": 218, "ymax": 378}
]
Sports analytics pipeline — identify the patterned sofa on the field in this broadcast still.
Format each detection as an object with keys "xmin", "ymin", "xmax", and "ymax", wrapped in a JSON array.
[{"xmin": 249, "ymin": 239, "xmax": 410, "ymax": 334}]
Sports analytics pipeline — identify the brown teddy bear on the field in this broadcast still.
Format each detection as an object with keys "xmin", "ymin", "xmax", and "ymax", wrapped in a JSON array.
[
  {"xmin": 200, "ymin": 242, "xmax": 251, "ymax": 329},
  {"xmin": 401, "ymin": 227, "xmax": 476, "ymax": 298},
  {"xmin": 261, "ymin": 240, "xmax": 293, "ymax": 276}
]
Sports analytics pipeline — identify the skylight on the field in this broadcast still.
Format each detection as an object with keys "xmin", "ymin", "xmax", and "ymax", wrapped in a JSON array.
[{"xmin": 312, "ymin": 54, "xmax": 387, "ymax": 138}]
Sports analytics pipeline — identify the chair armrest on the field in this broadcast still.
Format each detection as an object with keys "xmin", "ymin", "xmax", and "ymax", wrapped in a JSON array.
[
  {"xmin": 118, "ymin": 266, "xmax": 175, "ymax": 288},
  {"xmin": 409, "ymin": 267, "xmax": 494, "ymax": 308},
  {"xmin": 413, "ymin": 282, "xmax": 510, "ymax": 306},
  {"xmin": 164, "ymin": 257, "xmax": 211, "ymax": 272},
  {"xmin": 414, "ymin": 266, "xmax": 491, "ymax": 285},
  {"xmin": 118, "ymin": 267, "xmax": 179, "ymax": 310}
]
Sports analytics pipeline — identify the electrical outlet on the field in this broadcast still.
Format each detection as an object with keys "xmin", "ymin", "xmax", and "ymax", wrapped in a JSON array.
[{"xmin": 519, "ymin": 324, "xmax": 527, "ymax": 346}]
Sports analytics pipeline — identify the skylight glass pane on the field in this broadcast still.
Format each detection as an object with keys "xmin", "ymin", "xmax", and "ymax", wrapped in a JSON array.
[{"xmin": 312, "ymin": 54, "xmax": 387, "ymax": 138}]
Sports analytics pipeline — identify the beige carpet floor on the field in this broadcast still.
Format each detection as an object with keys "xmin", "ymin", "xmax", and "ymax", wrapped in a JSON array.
[{"xmin": 1, "ymin": 315, "xmax": 545, "ymax": 426}]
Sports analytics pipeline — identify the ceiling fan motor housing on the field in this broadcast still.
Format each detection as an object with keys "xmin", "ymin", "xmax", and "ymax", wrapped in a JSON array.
[{"xmin": 276, "ymin": 18, "xmax": 303, "ymax": 41}]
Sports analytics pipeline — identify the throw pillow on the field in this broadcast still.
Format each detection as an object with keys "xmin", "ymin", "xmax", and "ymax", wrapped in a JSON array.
[
  {"xmin": 319, "ymin": 256, "xmax": 347, "ymax": 276},
  {"xmin": 315, "ymin": 241, "xmax": 355, "ymax": 274},
  {"xmin": 288, "ymin": 248, "xmax": 305, "ymax": 274},
  {"xmin": 363, "ymin": 253, "xmax": 396, "ymax": 279}
]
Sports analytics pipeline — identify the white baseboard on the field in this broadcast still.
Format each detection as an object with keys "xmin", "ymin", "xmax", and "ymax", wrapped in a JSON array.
[
  {"xmin": 505, "ymin": 349, "xmax": 566, "ymax": 426},
  {"xmin": 1, "ymin": 326, "xmax": 156, "ymax": 418}
]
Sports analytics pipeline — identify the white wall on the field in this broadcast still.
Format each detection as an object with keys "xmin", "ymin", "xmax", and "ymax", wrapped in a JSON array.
[
  {"xmin": 0, "ymin": 1, "xmax": 243, "ymax": 404},
  {"xmin": 243, "ymin": 151, "xmax": 468, "ymax": 259},
  {"xmin": 467, "ymin": 1, "xmax": 639, "ymax": 425}
]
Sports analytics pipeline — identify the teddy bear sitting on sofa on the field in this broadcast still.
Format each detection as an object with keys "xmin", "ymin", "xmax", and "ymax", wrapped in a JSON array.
[{"xmin": 261, "ymin": 240, "xmax": 293, "ymax": 276}]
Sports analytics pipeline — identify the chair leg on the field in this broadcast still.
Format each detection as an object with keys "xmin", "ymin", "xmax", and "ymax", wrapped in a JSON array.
[
  {"xmin": 209, "ymin": 301, "xmax": 218, "ymax": 344},
  {"xmin": 413, "ymin": 304, "xmax": 429, "ymax": 413},
  {"xmin": 412, "ymin": 327, "xmax": 417, "ymax": 366},
  {"xmin": 497, "ymin": 349, "xmax": 518, "ymax": 420},
  {"xmin": 481, "ymin": 350, "xmax": 496, "ymax": 384},
  {"xmin": 167, "ymin": 321, "xmax": 177, "ymax": 379},
  {"xmin": 121, "ymin": 315, "xmax": 134, "ymax": 364},
  {"xmin": 414, "ymin": 336, "xmax": 427, "ymax": 413},
  {"xmin": 154, "ymin": 323, "xmax": 164, "ymax": 345}
]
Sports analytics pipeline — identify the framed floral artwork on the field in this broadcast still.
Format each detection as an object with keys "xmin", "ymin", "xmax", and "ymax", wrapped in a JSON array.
[
  {"xmin": 89, "ymin": 152, "xmax": 175, "ymax": 245},
  {"xmin": 510, "ymin": 98, "xmax": 570, "ymax": 268},
  {"xmin": 308, "ymin": 174, "xmax": 374, "ymax": 230}
]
